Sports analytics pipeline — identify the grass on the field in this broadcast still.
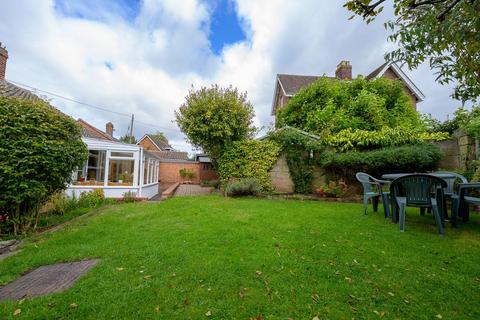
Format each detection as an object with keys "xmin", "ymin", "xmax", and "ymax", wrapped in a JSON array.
[{"xmin": 0, "ymin": 195, "xmax": 479, "ymax": 319}]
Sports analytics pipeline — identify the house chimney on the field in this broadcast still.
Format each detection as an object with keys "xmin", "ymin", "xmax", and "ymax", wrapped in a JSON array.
[
  {"xmin": 0, "ymin": 42, "xmax": 8, "ymax": 80},
  {"xmin": 335, "ymin": 60, "xmax": 352, "ymax": 80},
  {"xmin": 106, "ymin": 122, "xmax": 114, "ymax": 137}
]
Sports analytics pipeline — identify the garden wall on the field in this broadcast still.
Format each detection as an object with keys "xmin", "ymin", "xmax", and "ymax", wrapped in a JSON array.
[
  {"xmin": 436, "ymin": 129, "xmax": 477, "ymax": 170},
  {"xmin": 269, "ymin": 154, "xmax": 295, "ymax": 193}
]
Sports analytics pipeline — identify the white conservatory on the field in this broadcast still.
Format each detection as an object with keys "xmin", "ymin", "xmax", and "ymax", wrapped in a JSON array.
[{"xmin": 66, "ymin": 137, "xmax": 160, "ymax": 199}]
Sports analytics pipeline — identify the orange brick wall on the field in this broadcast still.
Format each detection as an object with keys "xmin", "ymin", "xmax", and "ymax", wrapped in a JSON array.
[
  {"xmin": 138, "ymin": 137, "xmax": 160, "ymax": 151},
  {"xmin": 159, "ymin": 162, "xmax": 218, "ymax": 184}
]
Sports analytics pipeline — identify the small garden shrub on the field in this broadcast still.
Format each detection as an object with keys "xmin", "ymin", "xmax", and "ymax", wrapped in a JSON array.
[
  {"xmin": 50, "ymin": 192, "xmax": 79, "ymax": 215},
  {"xmin": 202, "ymin": 180, "xmax": 221, "ymax": 188},
  {"xmin": 315, "ymin": 180, "xmax": 348, "ymax": 198},
  {"xmin": 225, "ymin": 178, "xmax": 263, "ymax": 197},
  {"xmin": 79, "ymin": 189, "xmax": 105, "ymax": 208},
  {"xmin": 122, "ymin": 191, "xmax": 137, "ymax": 203},
  {"xmin": 179, "ymin": 168, "xmax": 196, "ymax": 180}
]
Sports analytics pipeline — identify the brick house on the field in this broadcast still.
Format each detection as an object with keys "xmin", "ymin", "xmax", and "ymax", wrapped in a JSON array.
[
  {"xmin": 271, "ymin": 60, "xmax": 425, "ymax": 120},
  {"xmin": 137, "ymin": 134, "xmax": 218, "ymax": 185}
]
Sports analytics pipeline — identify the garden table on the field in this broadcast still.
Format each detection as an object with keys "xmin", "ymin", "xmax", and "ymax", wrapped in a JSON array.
[{"xmin": 381, "ymin": 173, "xmax": 457, "ymax": 223}]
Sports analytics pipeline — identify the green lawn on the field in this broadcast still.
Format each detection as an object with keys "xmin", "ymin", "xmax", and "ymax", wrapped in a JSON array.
[{"xmin": 0, "ymin": 196, "xmax": 479, "ymax": 319}]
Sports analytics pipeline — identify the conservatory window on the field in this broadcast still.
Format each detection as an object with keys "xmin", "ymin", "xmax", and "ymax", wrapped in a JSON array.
[
  {"xmin": 108, "ymin": 159, "xmax": 134, "ymax": 186},
  {"xmin": 73, "ymin": 150, "xmax": 106, "ymax": 185}
]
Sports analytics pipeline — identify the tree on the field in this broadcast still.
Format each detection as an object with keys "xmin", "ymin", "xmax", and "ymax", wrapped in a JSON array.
[
  {"xmin": 344, "ymin": 0, "xmax": 480, "ymax": 102},
  {"xmin": 119, "ymin": 134, "xmax": 137, "ymax": 144},
  {"xmin": 175, "ymin": 85, "xmax": 256, "ymax": 167},
  {"xmin": 0, "ymin": 97, "xmax": 88, "ymax": 234},
  {"xmin": 150, "ymin": 131, "xmax": 167, "ymax": 144}
]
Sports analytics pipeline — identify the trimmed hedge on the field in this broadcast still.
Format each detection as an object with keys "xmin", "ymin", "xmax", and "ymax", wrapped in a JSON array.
[{"xmin": 320, "ymin": 144, "xmax": 443, "ymax": 179}]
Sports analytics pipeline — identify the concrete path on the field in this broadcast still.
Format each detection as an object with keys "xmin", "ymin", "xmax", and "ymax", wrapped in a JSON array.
[{"xmin": 174, "ymin": 184, "xmax": 213, "ymax": 197}]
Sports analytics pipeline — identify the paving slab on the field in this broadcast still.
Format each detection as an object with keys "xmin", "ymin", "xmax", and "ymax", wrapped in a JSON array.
[
  {"xmin": 0, "ymin": 259, "xmax": 99, "ymax": 300},
  {"xmin": 174, "ymin": 184, "xmax": 213, "ymax": 197}
]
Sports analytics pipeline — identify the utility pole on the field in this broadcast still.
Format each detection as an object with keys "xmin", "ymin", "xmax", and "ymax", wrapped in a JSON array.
[{"xmin": 129, "ymin": 114, "xmax": 134, "ymax": 144}]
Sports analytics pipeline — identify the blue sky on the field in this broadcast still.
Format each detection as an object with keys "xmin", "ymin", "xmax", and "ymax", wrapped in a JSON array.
[{"xmin": 54, "ymin": 0, "xmax": 246, "ymax": 55}]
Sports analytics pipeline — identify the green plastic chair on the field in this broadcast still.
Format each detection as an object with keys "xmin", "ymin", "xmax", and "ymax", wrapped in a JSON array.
[
  {"xmin": 451, "ymin": 182, "xmax": 480, "ymax": 227},
  {"xmin": 432, "ymin": 171, "xmax": 468, "ymax": 219},
  {"xmin": 355, "ymin": 172, "xmax": 390, "ymax": 218},
  {"xmin": 390, "ymin": 174, "xmax": 447, "ymax": 235}
]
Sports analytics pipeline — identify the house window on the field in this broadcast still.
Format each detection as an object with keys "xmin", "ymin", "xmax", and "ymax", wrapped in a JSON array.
[
  {"xmin": 143, "ymin": 159, "xmax": 148, "ymax": 184},
  {"xmin": 111, "ymin": 152, "xmax": 133, "ymax": 157},
  {"xmin": 108, "ymin": 159, "xmax": 134, "ymax": 186},
  {"xmin": 73, "ymin": 150, "xmax": 106, "ymax": 185}
]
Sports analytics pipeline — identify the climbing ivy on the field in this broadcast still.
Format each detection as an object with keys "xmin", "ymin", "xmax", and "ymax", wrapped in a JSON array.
[
  {"xmin": 217, "ymin": 140, "xmax": 281, "ymax": 190},
  {"xmin": 268, "ymin": 128, "xmax": 324, "ymax": 194}
]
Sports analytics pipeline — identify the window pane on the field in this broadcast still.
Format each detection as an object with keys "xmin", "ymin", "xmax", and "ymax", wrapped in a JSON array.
[
  {"xmin": 110, "ymin": 152, "xmax": 134, "ymax": 157},
  {"xmin": 73, "ymin": 150, "xmax": 105, "ymax": 185},
  {"xmin": 109, "ymin": 159, "xmax": 134, "ymax": 186},
  {"xmin": 143, "ymin": 159, "xmax": 148, "ymax": 184}
]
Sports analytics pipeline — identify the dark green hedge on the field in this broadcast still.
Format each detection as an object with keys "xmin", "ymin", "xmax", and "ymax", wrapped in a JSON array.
[{"xmin": 320, "ymin": 144, "xmax": 443, "ymax": 179}]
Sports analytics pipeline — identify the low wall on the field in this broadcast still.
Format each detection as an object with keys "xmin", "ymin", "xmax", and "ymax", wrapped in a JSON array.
[
  {"xmin": 269, "ymin": 154, "xmax": 295, "ymax": 193},
  {"xmin": 160, "ymin": 162, "xmax": 201, "ymax": 184},
  {"xmin": 436, "ymin": 129, "xmax": 477, "ymax": 170}
]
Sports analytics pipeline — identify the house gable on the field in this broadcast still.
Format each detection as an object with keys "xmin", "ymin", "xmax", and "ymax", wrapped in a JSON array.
[
  {"xmin": 137, "ymin": 134, "xmax": 173, "ymax": 152},
  {"xmin": 77, "ymin": 119, "xmax": 115, "ymax": 141}
]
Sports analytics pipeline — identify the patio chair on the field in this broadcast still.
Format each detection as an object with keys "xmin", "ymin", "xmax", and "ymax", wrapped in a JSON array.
[
  {"xmin": 355, "ymin": 172, "xmax": 390, "ymax": 218},
  {"xmin": 451, "ymin": 182, "xmax": 480, "ymax": 227},
  {"xmin": 432, "ymin": 171, "xmax": 468, "ymax": 218},
  {"xmin": 390, "ymin": 174, "xmax": 447, "ymax": 235}
]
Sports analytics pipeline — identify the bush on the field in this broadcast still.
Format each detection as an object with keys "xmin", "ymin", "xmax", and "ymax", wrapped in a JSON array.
[
  {"xmin": 202, "ymin": 180, "xmax": 221, "ymax": 188},
  {"xmin": 78, "ymin": 189, "xmax": 105, "ymax": 208},
  {"xmin": 224, "ymin": 178, "xmax": 263, "ymax": 197},
  {"xmin": 315, "ymin": 180, "xmax": 348, "ymax": 198},
  {"xmin": 320, "ymin": 144, "xmax": 443, "ymax": 179},
  {"xmin": 0, "ymin": 97, "xmax": 88, "ymax": 235},
  {"xmin": 179, "ymin": 168, "xmax": 196, "ymax": 180},
  {"xmin": 49, "ymin": 192, "xmax": 79, "ymax": 215},
  {"xmin": 122, "ymin": 191, "xmax": 137, "ymax": 203},
  {"xmin": 218, "ymin": 140, "xmax": 281, "ymax": 190}
]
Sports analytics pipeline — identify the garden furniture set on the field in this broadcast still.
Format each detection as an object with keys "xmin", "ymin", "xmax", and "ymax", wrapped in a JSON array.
[{"xmin": 356, "ymin": 171, "xmax": 477, "ymax": 235}]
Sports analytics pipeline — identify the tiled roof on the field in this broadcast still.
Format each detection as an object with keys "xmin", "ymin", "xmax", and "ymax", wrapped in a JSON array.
[
  {"xmin": 145, "ymin": 134, "xmax": 172, "ymax": 151},
  {"xmin": 77, "ymin": 119, "xmax": 115, "ymax": 141},
  {"xmin": 0, "ymin": 79, "xmax": 40, "ymax": 101},
  {"xmin": 277, "ymin": 74, "xmax": 321, "ymax": 96},
  {"xmin": 365, "ymin": 61, "xmax": 389, "ymax": 80},
  {"xmin": 147, "ymin": 150, "xmax": 189, "ymax": 161}
]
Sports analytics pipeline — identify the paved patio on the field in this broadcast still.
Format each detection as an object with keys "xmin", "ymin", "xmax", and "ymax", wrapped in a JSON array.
[{"xmin": 174, "ymin": 184, "xmax": 213, "ymax": 197}]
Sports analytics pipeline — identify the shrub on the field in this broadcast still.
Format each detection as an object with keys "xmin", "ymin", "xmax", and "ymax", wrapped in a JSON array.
[
  {"xmin": 320, "ymin": 144, "xmax": 443, "ymax": 179},
  {"xmin": 315, "ymin": 180, "xmax": 348, "ymax": 198},
  {"xmin": 179, "ymin": 168, "xmax": 196, "ymax": 180},
  {"xmin": 79, "ymin": 189, "xmax": 105, "ymax": 208},
  {"xmin": 49, "ymin": 192, "xmax": 79, "ymax": 215},
  {"xmin": 122, "ymin": 191, "xmax": 136, "ymax": 203},
  {"xmin": 0, "ymin": 97, "xmax": 88, "ymax": 235},
  {"xmin": 224, "ymin": 178, "xmax": 263, "ymax": 197},
  {"xmin": 218, "ymin": 140, "xmax": 281, "ymax": 190},
  {"xmin": 202, "ymin": 180, "xmax": 221, "ymax": 188}
]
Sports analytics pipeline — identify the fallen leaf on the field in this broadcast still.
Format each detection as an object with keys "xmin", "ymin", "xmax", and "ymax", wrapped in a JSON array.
[
  {"xmin": 312, "ymin": 316, "xmax": 320, "ymax": 320},
  {"xmin": 18, "ymin": 298, "xmax": 25, "ymax": 305},
  {"xmin": 154, "ymin": 305, "xmax": 160, "ymax": 312},
  {"xmin": 183, "ymin": 298, "xmax": 190, "ymax": 306},
  {"xmin": 13, "ymin": 309, "xmax": 21, "ymax": 316},
  {"xmin": 139, "ymin": 270, "xmax": 144, "ymax": 273},
  {"xmin": 404, "ymin": 300, "xmax": 410, "ymax": 304},
  {"xmin": 255, "ymin": 316, "xmax": 263, "ymax": 320},
  {"xmin": 436, "ymin": 315, "xmax": 442, "ymax": 319},
  {"xmin": 239, "ymin": 290, "xmax": 245, "ymax": 299},
  {"xmin": 172, "ymin": 273, "xmax": 176, "ymax": 277},
  {"xmin": 144, "ymin": 275, "xmax": 152, "ymax": 280},
  {"xmin": 388, "ymin": 292, "xmax": 395, "ymax": 297},
  {"xmin": 353, "ymin": 259, "xmax": 358, "ymax": 264},
  {"xmin": 311, "ymin": 293, "xmax": 320, "ymax": 301},
  {"xmin": 255, "ymin": 271, "xmax": 262, "ymax": 277},
  {"xmin": 205, "ymin": 310, "xmax": 212, "ymax": 317},
  {"xmin": 116, "ymin": 267, "xmax": 124, "ymax": 271},
  {"xmin": 344, "ymin": 276, "xmax": 352, "ymax": 283},
  {"xmin": 69, "ymin": 303, "xmax": 78, "ymax": 309}
]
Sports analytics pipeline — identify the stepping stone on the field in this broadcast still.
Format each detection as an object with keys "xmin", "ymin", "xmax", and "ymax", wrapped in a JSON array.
[{"xmin": 0, "ymin": 259, "xmax": 99, "ymax": 300}]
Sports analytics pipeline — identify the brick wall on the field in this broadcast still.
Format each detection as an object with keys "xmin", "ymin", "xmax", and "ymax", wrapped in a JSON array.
[
  {"xmin": 138, "ymin": 137, "xmax": 159, "ymax": 151},
  {"xmin": 159, "ymin": 162, "xmax": 200, "ymax": 184}
]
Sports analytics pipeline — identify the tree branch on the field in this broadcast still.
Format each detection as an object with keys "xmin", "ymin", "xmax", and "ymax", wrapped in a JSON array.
[{"xmin": 437, "ymin": 0, "xmax": 462, "ymax": 21}]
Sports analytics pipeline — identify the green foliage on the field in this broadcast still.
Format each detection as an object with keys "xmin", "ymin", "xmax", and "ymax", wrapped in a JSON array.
[
  {"xmin": 268, "ymin": 128, "xmax": 324, "ymax": 194},
  {"xmin": 49, "ymin": 192, "xmax": 79, "ymax": 215},
  {"xmin": 119, "ymin": 135, "xmax": 137, "ymax": 144},
  {"xmin": 175, "ymin": 85, "xmax": 256, "ymax": 167},
  {"xmin": 217, "ymin": 140, "xmax": 281, "ymax": 190},
  {"xmin": 0, "ymin": 97, "xmax": 88, "ymax": 235},
  {"xmin": 425, "ymin": 106, "xmax": 480, "ymax": 138},
  {"xmin": 324, "ymin": 126, "xmax": 448, "ymax": 152},
  {"xmin": 224, "ymin": 178, "xmax": 263, "ymax": 197},
  {"xmin": 320, "ymin": 144, "xmax": 443, "ymax": 179},
  {"xmin": 276, "ymin": 77, "xmax": 441, "ymax": 151},
  {"xmin": 315, "ymin": 180, "xmax": 349, "ymax": 198},
  {"xmin": 179, "ymin": 168, "xmax": 196, "ymax": 179},
  {"xmin": 122, "ymin": 191, "xmax": 137, "ymax": 203},
  {"xmin": 150, "ymin": 131, "xmax": 167, "ymax": 143},
  {"xmin": 78, "ymin": 189, "xmax": 105, "ymax": 208},
  {"xmin": 344, "ymin": 0, "xmax": 480, "ymax": 102}
]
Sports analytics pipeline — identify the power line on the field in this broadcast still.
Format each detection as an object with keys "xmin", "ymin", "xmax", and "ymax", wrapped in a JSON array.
[{"xmin": 6, "ymin": 79, "xmax": 179, "ymax": 134}]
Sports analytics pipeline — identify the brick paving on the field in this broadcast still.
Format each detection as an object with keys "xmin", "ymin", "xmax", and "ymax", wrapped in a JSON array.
[
  {"xmin": 174, "ymin": 184, "xmax": 213, "ymax": 197},
  {"xmin": 0, "ymin": 259, "xmax": 99, "ymax": 300}
]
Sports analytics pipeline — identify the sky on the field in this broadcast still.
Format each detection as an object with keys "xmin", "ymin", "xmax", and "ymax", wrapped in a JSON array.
[{"xmin": 0, "ymin": 0, "xmax": 463, "ymax": 154}]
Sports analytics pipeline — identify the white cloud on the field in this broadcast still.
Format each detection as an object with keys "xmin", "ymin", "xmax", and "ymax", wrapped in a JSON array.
[{"xmin": 0, "ymin": 0, "xmax": 461, "ymax": 153}]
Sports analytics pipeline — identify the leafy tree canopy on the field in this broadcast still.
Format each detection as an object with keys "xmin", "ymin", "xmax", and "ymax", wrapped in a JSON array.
[
  {"xmin": 0, "ymin": 97, "xmax": 88, "ymax": 234},
  {"xmin": 175, "ymin": 85, "xmax": 256, "ymax": 167},
  {"xmin": 119, "ymin": 134, "xmax": 137, "ymax": 144},
  {"xmin": 150, "ymin": 131, "xmax": 167, "ymax": 144},
  {"xmin": 344, "ymin": 0, "xmax": 480, "ymax": 102}
]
